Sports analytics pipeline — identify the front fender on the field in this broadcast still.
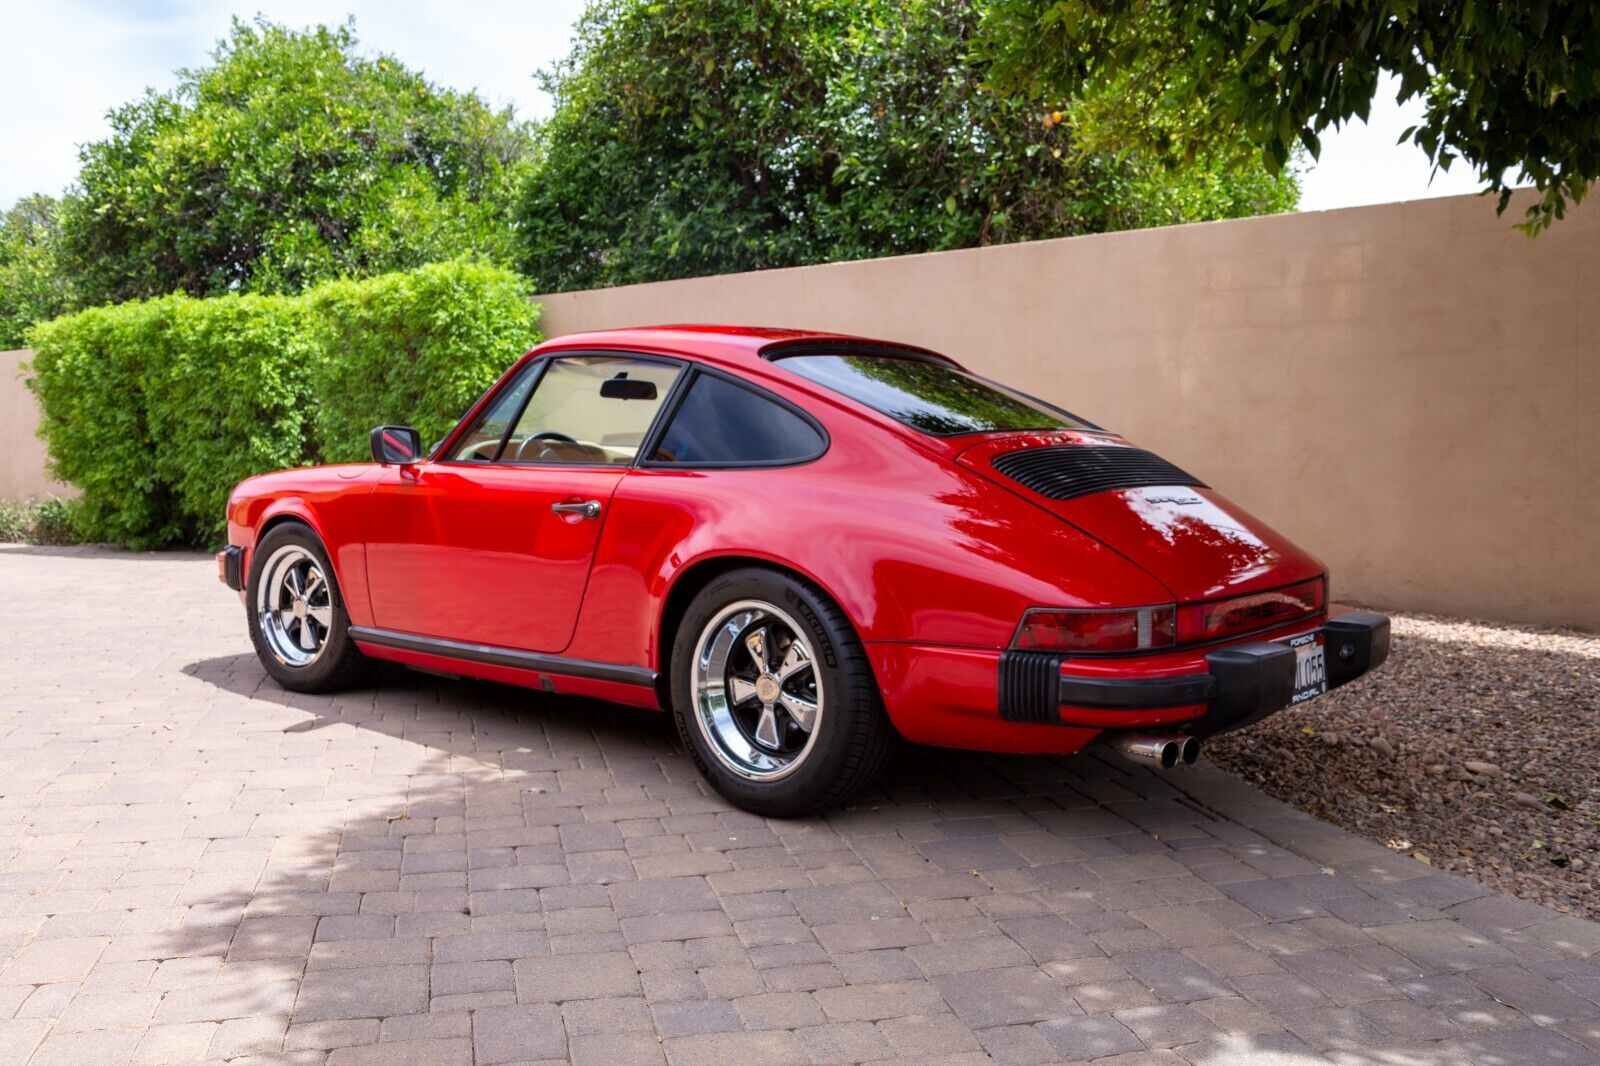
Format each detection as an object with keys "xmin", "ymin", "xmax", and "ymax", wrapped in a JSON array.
[{"xmin": 225, "ymin": 465, "xmax": 382, "ymax": 626}]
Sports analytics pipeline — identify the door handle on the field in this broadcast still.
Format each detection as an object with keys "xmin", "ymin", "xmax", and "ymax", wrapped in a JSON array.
[{"xmin": 552, "ymin": 499, "xmax": 602, "ymax": 519}]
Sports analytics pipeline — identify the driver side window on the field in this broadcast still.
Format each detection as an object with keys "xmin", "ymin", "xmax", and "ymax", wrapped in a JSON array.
[
  {"xmin": 505, "ymin": 355, "xmax": 682, "ymax": 465},
  {"xmin": 446, "ymin": 364, "xmax": 539, "ymax": 462}
]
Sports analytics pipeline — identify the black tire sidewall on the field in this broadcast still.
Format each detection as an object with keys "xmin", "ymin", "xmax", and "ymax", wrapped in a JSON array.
[
  {"xmin": 670, "ymin": 568, "xmax": 877, "ymax": 816},
  {"xmin": 246, "ymin": 522, "xmax": 359, "ymax": 691}
]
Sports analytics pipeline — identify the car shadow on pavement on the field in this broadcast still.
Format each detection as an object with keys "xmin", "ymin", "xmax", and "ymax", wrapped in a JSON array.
[
  {"xmin": 161, "ymin": 652, "xmax": 1209, "ymax": 1045},
  {"xmin": 178, "ymin": 650, "xmax": 1178, "ymax": 817},
  {"xmin": 165, "ymin": 651, "xmax": 1600, "ymax": 1064}
]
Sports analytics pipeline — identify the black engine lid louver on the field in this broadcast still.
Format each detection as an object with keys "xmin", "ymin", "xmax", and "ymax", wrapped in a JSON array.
[{"xmin": 992, "ymin": 445, "xmax": 1205, "ymax": 501}]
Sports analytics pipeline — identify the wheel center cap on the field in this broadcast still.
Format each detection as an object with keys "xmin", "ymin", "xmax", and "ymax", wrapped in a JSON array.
[
  {"xmin": 755, "ymin": 675, "xmax": 781, "ymax": 704},
  {"xmin": 291, "ymin": 598, "xmax": 307, "ymax": 620}
]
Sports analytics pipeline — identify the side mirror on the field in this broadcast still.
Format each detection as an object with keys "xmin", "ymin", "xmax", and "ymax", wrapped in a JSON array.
[
  {"xmin": 600, "ymin": 375, "xmax": 658, "ymax": 401},
  {"xmin": 370, "ymin": 425, "xmax": 423, "ymax": 466}
]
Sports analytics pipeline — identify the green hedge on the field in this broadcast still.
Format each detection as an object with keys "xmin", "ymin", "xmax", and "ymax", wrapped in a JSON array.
[
  {"xmin": 308, "ymin": 263, "xmax": 540, "ymax": 464},
  {"xmin": 26, "ymin": 298, "xmax": 181, "ymax": 547},
  {"xmin": 26, "ymin": 260, "xmax": 541, "ymax": 548}
]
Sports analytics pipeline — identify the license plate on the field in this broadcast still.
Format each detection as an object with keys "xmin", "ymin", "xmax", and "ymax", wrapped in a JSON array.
[{"xmin": 1284, "ymin": 631, "xmax": 1327, "ymax": 705}]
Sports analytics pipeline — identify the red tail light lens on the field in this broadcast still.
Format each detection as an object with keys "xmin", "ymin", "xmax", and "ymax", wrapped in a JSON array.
[
  {"xmin": 1178, "ymin": 577, "xmax": 1326, "ymax": 644},
  {"xmin": 1014, "ymin": 606, "xmax": 1176, "ymax": 652}
]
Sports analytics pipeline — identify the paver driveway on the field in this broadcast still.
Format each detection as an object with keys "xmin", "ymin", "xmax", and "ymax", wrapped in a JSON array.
[{"xmin": 1, "ymin": 545, "xmax": 1599, "ymax": 1066}]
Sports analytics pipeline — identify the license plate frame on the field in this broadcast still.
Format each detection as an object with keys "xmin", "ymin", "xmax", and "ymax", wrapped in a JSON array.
[{"xmin": 1282, "ymin": 630, "xmax": 1327, "ymax": 705}]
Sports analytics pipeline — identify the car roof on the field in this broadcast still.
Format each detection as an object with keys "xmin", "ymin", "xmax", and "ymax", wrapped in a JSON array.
[{"xmin": 530, "ymin": 324, "xmax": 953, "ymax": 374}]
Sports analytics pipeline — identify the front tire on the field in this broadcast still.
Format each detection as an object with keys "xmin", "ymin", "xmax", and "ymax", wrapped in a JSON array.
[
  {"xmin": 246, "ymin": 522, "xmax": 373, "ymax": 693},
  {"xmin": 670, "ymin": 568, "xmax": 895, "ymax": 816}
]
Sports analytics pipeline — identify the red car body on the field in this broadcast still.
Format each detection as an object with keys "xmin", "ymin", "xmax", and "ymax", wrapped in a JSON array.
[{"xmin": 221, "ymin": 326, "xmax": 1387, "ymax": 767}]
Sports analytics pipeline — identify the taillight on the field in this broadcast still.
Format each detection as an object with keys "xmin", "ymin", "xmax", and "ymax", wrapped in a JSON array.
[
  {"xmin": 1014, "ymin": 606, "xmax": 1176, "ymax": 652},
  {"xmin": 1177, "ymin": 577, "xmax": 1326, "ymax": 644}
]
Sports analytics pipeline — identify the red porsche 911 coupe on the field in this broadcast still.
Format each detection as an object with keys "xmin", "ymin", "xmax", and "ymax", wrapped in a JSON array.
[{"xmin": 219, "ymin": 326, "xmax": 1388, "ymax": 814}]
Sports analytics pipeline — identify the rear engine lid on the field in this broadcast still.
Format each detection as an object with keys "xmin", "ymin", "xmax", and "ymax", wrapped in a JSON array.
[{"xmin": 958, "ymin": 434, "xmax": 1326, "ymax": 603}]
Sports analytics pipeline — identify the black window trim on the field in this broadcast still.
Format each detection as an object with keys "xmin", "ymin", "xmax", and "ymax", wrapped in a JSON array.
[
  {"xmin": 760, "ymin": 338, "xmax": 958, "ymax": 367},
  {"xmin": 436, "ymin": 356, "xmax": 550, "ymax": 465},
  {"xmin": 762, "ymin": 341, "xmax": 1102, "ymax": 435},
  {"xmin": 430, "ymin": 357, "xmax": 540, "ymax": 461},
  {"xmin": 427, "ymin": 378, "xmax": 504, "ymax": 460},
  {"xmin": 635, "ymin": 364, "xmax": 830, "ymax": 471},
  {"xmin": 434, "ymin": 349, "xmax": 691, "ymax": 471}
]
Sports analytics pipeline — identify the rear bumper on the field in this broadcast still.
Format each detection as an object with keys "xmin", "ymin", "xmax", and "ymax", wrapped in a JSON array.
[
  {"xmin": 1000, "ymin": 610, "xmax": 1390, "ymax": 736},
  {"xmin": 865, "ymin": 610, "xmax": 1390, "ymax": 755}
]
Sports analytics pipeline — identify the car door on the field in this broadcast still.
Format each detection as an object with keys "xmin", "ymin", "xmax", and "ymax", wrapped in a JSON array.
[{"xmin": 365, "ymin": 353, "xmax": 684, "ymax": 653}]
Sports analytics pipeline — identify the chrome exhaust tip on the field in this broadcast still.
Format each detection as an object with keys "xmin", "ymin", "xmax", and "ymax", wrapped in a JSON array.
[
  {"xmin": 1111, "ymin": 732, "xmax": 1200, "ymax": 770},
  {"xmin": 1179, "ymin": 735, "xmax": 1200, "ymax": 766}
]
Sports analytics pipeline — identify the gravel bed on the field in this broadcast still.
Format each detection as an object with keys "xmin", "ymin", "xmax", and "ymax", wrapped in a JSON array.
[{"xmin": 1207, "ymin": 610, "xmax": 1600, "ymax": 920}]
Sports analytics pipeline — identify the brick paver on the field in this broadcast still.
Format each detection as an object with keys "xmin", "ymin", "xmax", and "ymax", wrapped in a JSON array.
[{"xmin": 2, "ymin": 545, "xmax": 1599, "ymax": 1064}]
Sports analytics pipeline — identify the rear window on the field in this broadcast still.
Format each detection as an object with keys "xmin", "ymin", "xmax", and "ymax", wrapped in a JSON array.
[{"xmin": 776, "ymin": 353, "xmax": 1089, "ymax": 436}]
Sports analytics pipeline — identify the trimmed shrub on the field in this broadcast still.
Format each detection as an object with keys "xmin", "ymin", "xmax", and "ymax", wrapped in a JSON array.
[
  {"xmin": 309, "ymin": 260, "xmax": 541, "ymax": 463},
  {"xmin": 26, "ymin": 299, "xmax": 180, "ymax": 548},
  {"xmin": 145, "ymin": 293, "xmax": 319, "ymax": 543},
  {"xmin": 26, "ymin": 260, "xmax": 541, "ymax": 547},
  {"xmin": 0, "ymin": 497, "xmax": 82, "ymax": 546}
]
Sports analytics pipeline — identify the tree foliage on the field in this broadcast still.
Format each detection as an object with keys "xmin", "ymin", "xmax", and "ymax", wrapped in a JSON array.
[
  {"xmin": 0, "ymin": 196, "xmax": 72, "ymax": 350},
  {"xmin": 55, "ymin": 19, "xmax": 533, "ymax": 308},
  {"xmin": 977, "ymin": 1, "xmax": 1600, "ymax": 233},
  {"xmin": 516, "ymin": 0, "xmax": 1297, "ymax": 291}
]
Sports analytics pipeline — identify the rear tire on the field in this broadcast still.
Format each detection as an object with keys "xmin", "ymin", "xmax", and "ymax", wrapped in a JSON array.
[
  {"xmin": 246, "ymin": 522, "xmax": 374, "ymax": 693},
  {"xmin": 670, "ymin": 567, "xmax": 895, "ymax": 816}
]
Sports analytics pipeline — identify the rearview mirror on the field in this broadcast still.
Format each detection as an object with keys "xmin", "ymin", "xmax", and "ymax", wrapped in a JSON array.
[
  {"xmin": 370, "ymin": 425, "xmax": 423, "ymax": 466},
  {"xmin": 600, "ymin": 376, "xmax": 657, "ymax": 401}
]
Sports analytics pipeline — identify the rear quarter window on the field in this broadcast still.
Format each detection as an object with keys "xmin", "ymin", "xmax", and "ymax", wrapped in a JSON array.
[{"xmin": 650, "ymin": 374, "xmax": 824, "ymax": 466}]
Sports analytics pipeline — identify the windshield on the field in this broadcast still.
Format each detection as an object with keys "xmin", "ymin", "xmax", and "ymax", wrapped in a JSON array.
[{"xmin": 777, "ymin": 353, "xmax": 1091, "ymax": 436}]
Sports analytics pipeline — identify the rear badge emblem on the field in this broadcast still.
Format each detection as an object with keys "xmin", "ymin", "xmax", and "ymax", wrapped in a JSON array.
[{"xmin": 1147, "ymin": 495, "xmax": 1202, "ymax": 505}]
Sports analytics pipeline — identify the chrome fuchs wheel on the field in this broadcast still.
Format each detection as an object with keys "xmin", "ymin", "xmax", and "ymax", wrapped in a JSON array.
[
  {"xmin": 691, "ymin": 599, "xmax": 824, "ymax": 781},
  {"xmin": 255, "ymin": 544, "xmax": 333, "ymax": 667},
  {"xmin": 246, "ymin": 523, "xmax": 373, "ymax": 693},
  {"xmin": 671, "ymin": 568, "xmax": 894, "ymax": 815}
]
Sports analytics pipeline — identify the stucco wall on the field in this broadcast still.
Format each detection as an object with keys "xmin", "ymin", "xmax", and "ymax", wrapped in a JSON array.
[
  {"xmin": 534, "ymin": 193, "xmax": 1599, "ymax": 629},
  {"xmin": 0, "ymin": 349, "xmax": 72, "ymax": 503}
]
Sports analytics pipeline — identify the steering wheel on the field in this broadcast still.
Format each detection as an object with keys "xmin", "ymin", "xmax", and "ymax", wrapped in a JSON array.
[{"xmin": 516, "ymin": 430, "xmax": 583, "ymax": 462}]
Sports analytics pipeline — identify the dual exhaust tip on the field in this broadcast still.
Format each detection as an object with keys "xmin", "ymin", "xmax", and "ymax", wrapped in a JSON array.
[{"xmin": 1111, "ymin": 732, "xmax": 1200, "ymax": 770}]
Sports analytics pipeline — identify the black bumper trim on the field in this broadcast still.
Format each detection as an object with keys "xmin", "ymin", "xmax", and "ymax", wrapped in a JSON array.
[
  {"xmin": 1191, "ymin": 640, "xmax": 1298, "ymax": 737},
  {"xmin": 1325, "ymin": 611, "xmax": 1391, "ymax": 687},
  {"xmin": 998, "ymin": 650, "xmax": 1064, "ymax": 723},
  {"xmin": 348, "ymin": 626, "xmax": 657, "ymax": 688},
  {"xmin": 222, "ymin": 546, "xmax": 244, "ymax": 591},
  {"xmin": 1059, "ymin": 673, "xmax": 1217, "ymax": 710},
  {"xmin": 997, "ymin": 612, "xmax": 1391, "ymax": 732}
]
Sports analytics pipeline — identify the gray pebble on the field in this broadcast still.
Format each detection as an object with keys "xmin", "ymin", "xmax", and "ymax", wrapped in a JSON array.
[{"xmin": 1464, "ymin": 760, "xmax": 1502, "ymax": 777}]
